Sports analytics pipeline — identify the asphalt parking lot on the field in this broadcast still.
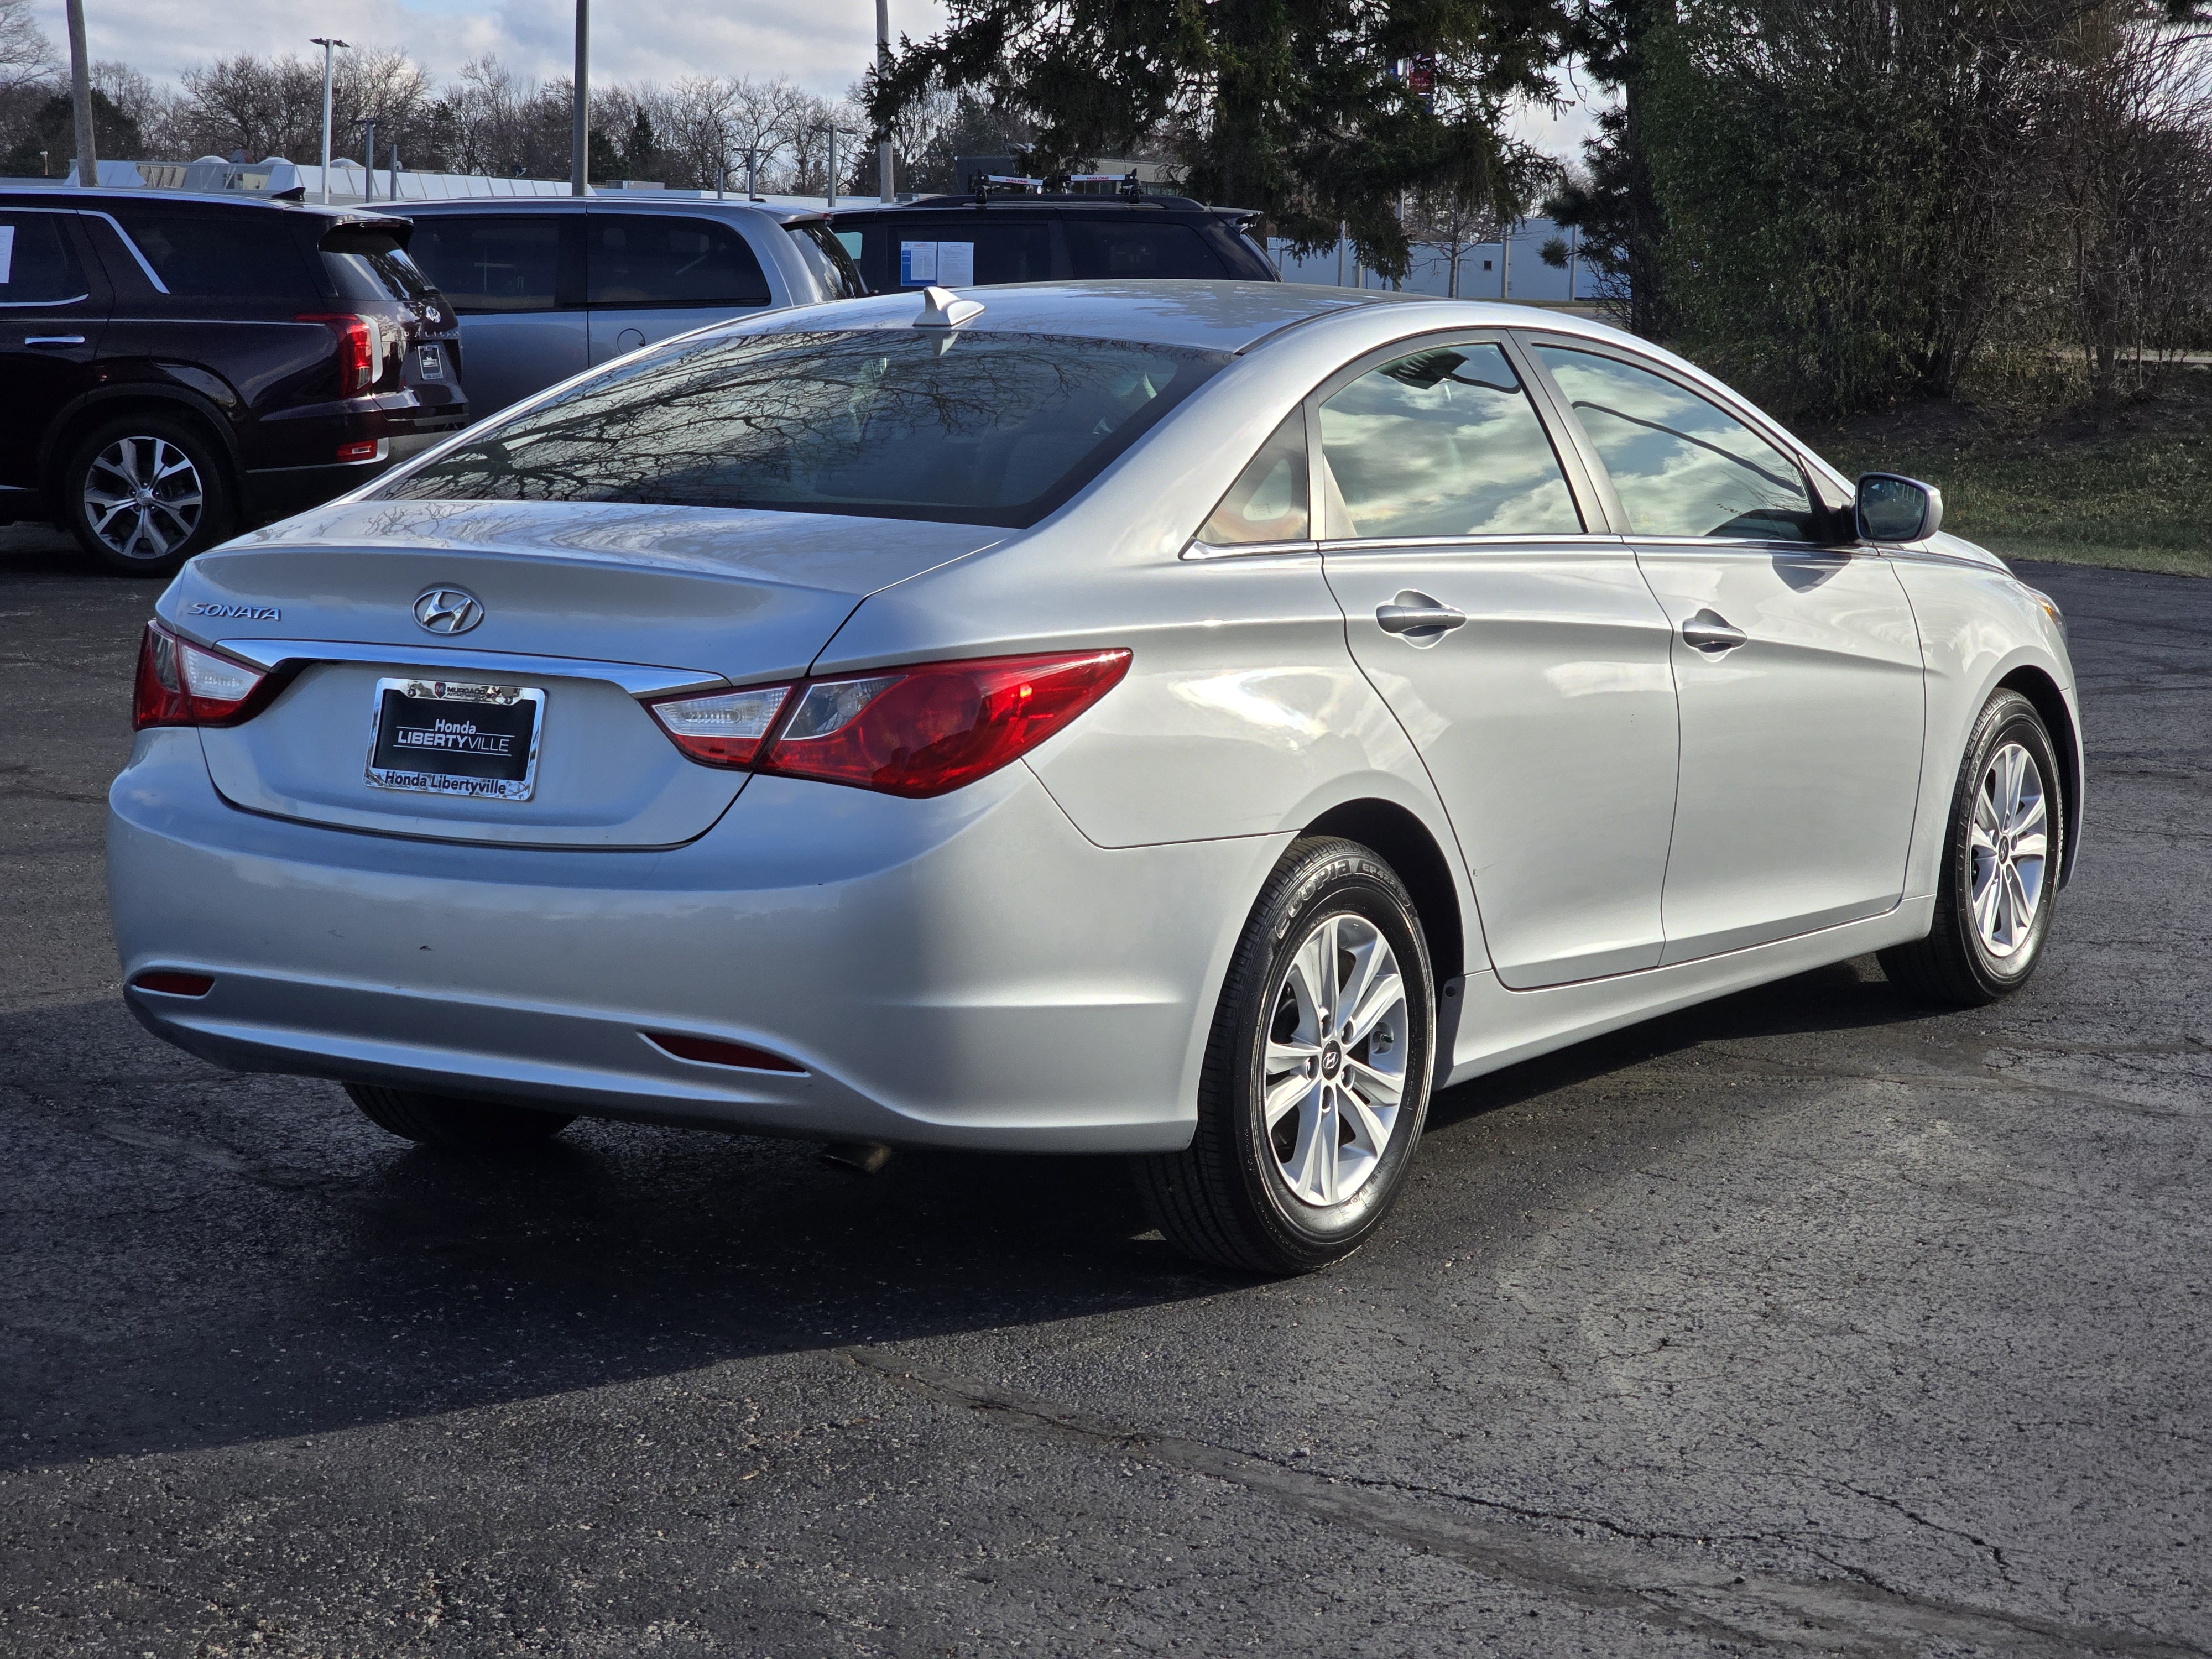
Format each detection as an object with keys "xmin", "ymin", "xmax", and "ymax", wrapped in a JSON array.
[{"xmin": 1, "ymin": 522, "xmax": 2205, "ymax": 1658}]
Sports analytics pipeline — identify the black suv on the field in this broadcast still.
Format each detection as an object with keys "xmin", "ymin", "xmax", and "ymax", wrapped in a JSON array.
[
  {"xmin": 827, "ymin": 192, "xmax": 1278, "ymax": 291},
  {"xmin": 0, "ymin": 189, "xmax": 467, "ymax": 576}
]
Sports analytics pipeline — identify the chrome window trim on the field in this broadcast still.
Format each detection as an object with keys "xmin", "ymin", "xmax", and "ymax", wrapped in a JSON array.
[
  {"xmin": 212, "ymin": 638, "xmax": 728, "ymax": 699},
  {"xmin": 1180, "ymin": 537, "xmax": 1318, "ymax": 562},
  {"xmin": 1317, "ymin": 533, "xmax": 1628, "ymax": 555},
  {"xmin": 80, "ymin": 210, "xmax": 169, "ymax": 294}
]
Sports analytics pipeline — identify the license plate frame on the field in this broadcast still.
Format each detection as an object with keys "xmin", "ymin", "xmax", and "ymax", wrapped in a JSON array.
[{"xmin": 366, "ymin": 677, "xmax": 545, "ymax": 801}]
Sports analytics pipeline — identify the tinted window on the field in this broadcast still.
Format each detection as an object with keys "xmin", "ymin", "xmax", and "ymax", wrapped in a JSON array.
[
  {"xmin": 1533, "ymin": 345, "xmax": 1817, "ymax": 540},
  {"xmin": 0, "ymin": 212, "xmax": 88, "ymax": 304},
  {"xmin": 875, "ymin": 221, "xmax": 1055, "ymax": 288},
  {"xmin": 588, "ymin": 215, "xmax": 770, "ymax": 307},
  {"xmin": 319, "ymin": 225, "xmax": 438, "ymax": 305},
  {"xmin": 407, "ymin": 216, "xmax": 566, "ymax": 314},
  {"xmin": 786, "ymin": 221, "xmax": 867, "ymax": 299},
  {"xmin": 1319, "ymin": 343, "xmax": 1582, "ymax": 539},
  {"xmin": 382, "ymin": 328, "xmax": 1222, "ymax": 529},
  {"xmin": 1063, "ymin": 221, "xmax": 1231, "ymax": 279},
  {"xmin": 106, "ymin": 207, "xmax": 315, "ymax": 301},
  {"xmin": 1198, "ymin": 413, "xmax": 1308, "ymax": 545}
]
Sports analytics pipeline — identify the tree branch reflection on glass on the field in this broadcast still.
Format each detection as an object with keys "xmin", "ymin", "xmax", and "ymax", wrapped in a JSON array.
[{"xmin": 381, "ymin": 329, "xmax": 1227, "ymax": 529}]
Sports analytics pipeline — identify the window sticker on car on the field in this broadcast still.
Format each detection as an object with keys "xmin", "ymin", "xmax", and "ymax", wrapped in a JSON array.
[
  {"xmin": 0, "ymin": 225, "xmax": 14, "ymax": 284},
  {"xmin": 899, "ymin": 241, "xmax": 976, "ymax": 286}
]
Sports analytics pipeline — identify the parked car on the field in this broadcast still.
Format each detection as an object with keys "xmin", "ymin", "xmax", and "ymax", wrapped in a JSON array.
[
  {"xmin": 395, "ymin": 197, "xmax": 867, "ymax": 418},
  {"xmin": 0, "ymin": 188, "xmax": 467, "ymax": 576},
  {"xmin": 828, "ymin": 191, "xmax": 1279, "ymax": 290},
  {"xmin": 108, "ymin": 282, "xmax": 2078, "ymax": 1272}
]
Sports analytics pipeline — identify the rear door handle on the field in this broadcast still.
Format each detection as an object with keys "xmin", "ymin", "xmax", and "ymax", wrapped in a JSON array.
[
  {"xmin": 1682, "ymin": 608, "xmax": 1747, "ymax": 654},
  {"xmin": 1376, "ymin": 594, "xmax": 1468, "ymax": 642},
  {"xmin": 24, "ymin": 335, "xmax": 86, "ymax": 347}
]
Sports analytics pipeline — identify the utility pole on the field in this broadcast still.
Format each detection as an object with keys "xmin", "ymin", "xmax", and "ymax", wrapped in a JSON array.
[
  {"xmin": 827, "ymin": 124, "xmax": 837, "ymax": 211},
  {"xmin": 571, "ymin": 0, "xmax": 589, "ymax": 196},
  {"xmin": 311, "ymin": 37, "xmax": 349, "ymax": 205},
  {"xmin": 875, "ymin": 0, "xmax": 893, "ymax": 201},
  {"xmin": 64, "ymin": 0, "xmax": 95, "ymax": 186},
  {"xmin": 1500, "ymin": 218, "xmax": 1511, "ymax": 300}
]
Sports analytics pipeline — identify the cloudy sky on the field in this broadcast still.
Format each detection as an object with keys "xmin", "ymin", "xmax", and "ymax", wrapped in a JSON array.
[{"xmin": 30, "ymin": 0, "xmax": 1599, "ymax": 159}]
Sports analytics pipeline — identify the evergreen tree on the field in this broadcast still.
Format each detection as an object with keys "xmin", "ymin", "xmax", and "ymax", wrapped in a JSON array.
[{"xmin": 870, "ymin": 0, "xmax": 1570, "ymax": 278}]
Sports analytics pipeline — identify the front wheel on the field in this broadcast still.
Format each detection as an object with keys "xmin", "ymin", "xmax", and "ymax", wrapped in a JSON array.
[
  {"xmin": 1880, "ymin": 689, "xmax": 2064, "ymax": 1005},
  {"xmin": 1133, "ymin": 837, "xmax": 1436, "ymax": 1274}
]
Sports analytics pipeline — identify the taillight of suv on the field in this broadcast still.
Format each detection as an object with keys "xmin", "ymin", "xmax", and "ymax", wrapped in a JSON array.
[
  {"xmin": 133, "ymin": 621, "xmax": 274, "ymax": 729},
  {"xmin": 298, "ymin": 313, "xmax": 389, "ymax": 393}
]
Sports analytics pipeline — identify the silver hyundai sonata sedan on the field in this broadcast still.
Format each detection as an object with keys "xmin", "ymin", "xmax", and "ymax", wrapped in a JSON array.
[{"xmin": 108, "ymin": 280, "xmax": 2080, "ymax": 1272}]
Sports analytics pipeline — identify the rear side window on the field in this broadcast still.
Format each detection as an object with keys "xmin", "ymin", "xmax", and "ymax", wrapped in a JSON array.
[
  {"xmin": 406, "ymin": 216, "xmax": 570, "ymax": 314},
  {"xmin": 1319, "ymin": 343, "xmax": 1582, "ymax": 539},
  {"xmin": 588, "ymin": 215, "xmax": 770, "ymax": 308},
  {"xmin": 1532, "ymin": 344, "xmax": 1818, "ymax": 540},
  {"xmin": 872, "ymin": 220, "xmax": 1055, "ymax": 288},
  {"xmin": 106, "ymin": 207, "xmax": 316, "ymax": 301},
  {"xmin": 0, "ymin": 211, "xmax": 90, "ymax": 304},
  {"xmin": 1198, "ymin": 412, "xmax": 1309, "ymax": 546},
  {"xmin": 319, "ymin": 225, "xmax": 439, "ymax": 305},
  {"xmin": 786, "ymin": 221, "xmax": 867, "ymax": 300},
  {"xmin": 1063, "ymin": 221, "xmax": 1232, "ymax": 279}
]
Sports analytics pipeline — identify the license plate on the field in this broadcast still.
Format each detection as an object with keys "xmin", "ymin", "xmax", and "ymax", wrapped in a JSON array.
[
  {"xmin": 366, "ymin": 679, "xmax": 543, "ymax": 801},
  {"xmin": 417, "ymin": 342, "xmax": 446, "ymax": 380}
]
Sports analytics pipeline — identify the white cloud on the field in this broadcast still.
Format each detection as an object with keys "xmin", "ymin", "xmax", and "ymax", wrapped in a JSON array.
[{"xmin": 30, "ymin": 0, "xmax": 947, "ymax": 95}]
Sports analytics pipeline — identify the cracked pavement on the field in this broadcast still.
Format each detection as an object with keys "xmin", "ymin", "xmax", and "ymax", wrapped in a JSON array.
[{"xmin": 1, "ymin": 522, "xmax": 2205, "ymax": 1657}]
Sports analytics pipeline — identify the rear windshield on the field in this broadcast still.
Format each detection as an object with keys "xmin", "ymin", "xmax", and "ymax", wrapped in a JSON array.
[
  {"xmin": 319, "ymin": 225, "xmax": 440, "ymax": 305},
  {"xmin": 378, "ymin": 327, "xmax": 1223, "ymax": 528}
]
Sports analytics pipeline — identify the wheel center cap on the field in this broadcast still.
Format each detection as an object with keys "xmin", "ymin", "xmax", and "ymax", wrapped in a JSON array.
[{"xmin": 1320, "ymin": 1044, "xmax": 1342, "ymax": 1078}]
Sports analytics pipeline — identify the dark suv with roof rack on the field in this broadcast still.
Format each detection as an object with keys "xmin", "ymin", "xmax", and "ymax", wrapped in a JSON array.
[
  {"xmin": 0, "ymin": 188, "xmax": 467, "ymax": 576},
  {"xmin": 827, "ymin": 191, "xmax": 1279, "ymax": 291}
]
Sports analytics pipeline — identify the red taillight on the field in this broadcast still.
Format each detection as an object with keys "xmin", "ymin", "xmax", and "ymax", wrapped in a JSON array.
[
  {"xmin": 760, "ymin": 649, "xmax": 1131, "ymax": 798},
  {"xmin": 132, "ymin": 971, "xmax": 214, "ymax": 997},
  {"xmin": 646, "ymin": 1032, "xmax": 806, "ymax": 1073},
  {"xmin": 643, "ymin": 684, "xmax": 793, "ymax": 767},
  {"xmin": 133, "ymin": 620, "xmax": 270, "ymax": 729},
  {"xmin": 299, "ymin": 312, "xmax": 384, "ymax": 392}
]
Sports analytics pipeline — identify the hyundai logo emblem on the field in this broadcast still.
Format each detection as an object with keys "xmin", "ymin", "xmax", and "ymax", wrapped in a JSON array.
[{"xmin": 413, "ymin": 587, "xmax": 483, "ymax": 635}]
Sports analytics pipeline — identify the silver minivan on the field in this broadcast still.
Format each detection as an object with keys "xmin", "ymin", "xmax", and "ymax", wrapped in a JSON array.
[{"xmin": 397, "ymin": 197, "xmax": 866, "ymax": 419}]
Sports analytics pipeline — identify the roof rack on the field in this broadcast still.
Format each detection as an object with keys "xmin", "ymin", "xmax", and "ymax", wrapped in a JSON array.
[{"xmin": 964, "ymin": 169, "xmax": 1147, "ymax": 203}]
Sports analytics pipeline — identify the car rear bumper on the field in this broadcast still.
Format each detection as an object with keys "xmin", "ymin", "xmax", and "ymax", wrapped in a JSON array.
[{"xmin": 108, "ymin": 731, "xmax": 1279, "ymax": 1152}]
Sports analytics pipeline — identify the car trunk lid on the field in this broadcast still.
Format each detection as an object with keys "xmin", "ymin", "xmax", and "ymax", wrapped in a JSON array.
[{"xmin": 166, "ymin": 501, "xmax": 999, "ymax": 848}]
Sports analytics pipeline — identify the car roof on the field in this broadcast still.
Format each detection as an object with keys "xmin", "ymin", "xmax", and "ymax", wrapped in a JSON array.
[
  {"xmin": 744, "ymin": 278, "xmax": 1640, "ymax": 357},
  {"xmin": 0, "ymin": 185, "xmax": 407, "ymax": 230},
  {"xmin": 398, "ymin": 196, "xmax": 822, "ymax": 226}
]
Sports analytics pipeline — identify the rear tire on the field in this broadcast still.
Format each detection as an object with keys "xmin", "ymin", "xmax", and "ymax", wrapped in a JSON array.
[
  {"xmin": 1133, "ymin": 837, "xmax": 1436, "ymax": 1274},
  {"xmin": 345, "ymin": 1082, "xmax": 575, "ymax": 1150},
  {"xmin": 62, "ymin": 414, "xmax": 236, "ymax": 577},
  {"xmin": 1879, "ymin": 689, "xmax": 2063, "ymax": 1006}
]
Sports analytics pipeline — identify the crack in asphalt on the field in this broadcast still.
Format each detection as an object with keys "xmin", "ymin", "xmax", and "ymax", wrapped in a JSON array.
[
  {"xmin": 1691, "ymin": 1044, "xmax": 2203, "ymax": 1119},
  {"xmin": 1834, "ymin": 1481, "xmax": 2017, "ymax": 1586},
  {"xmin": 0, "ymin": 764, "xmax": 109, "ymax": 807},
  {"xmin": 845, "ymin": 1348, "xmax": 2211, "ymax": 1658},
  {"xmin": 91, "ymin": 1119, "xmax": 350, "ymax": 1192}
]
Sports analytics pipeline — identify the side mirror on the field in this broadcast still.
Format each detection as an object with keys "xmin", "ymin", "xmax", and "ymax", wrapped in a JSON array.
[{"xmin": 1856, "ymin": 473, "xmax": 1943, "ymax": 543}]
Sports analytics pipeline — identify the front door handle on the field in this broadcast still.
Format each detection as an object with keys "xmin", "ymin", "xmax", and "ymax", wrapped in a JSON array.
[
  {"xmin": 24, "ymin": 335, "xmax": 87, "ymax": 347},
  {"xmin": 1682, "ymin": 608, "xmax": 1748, "ymax": 654},
  {"xmin": 1376, "ymin": 593, "xmax": 1468, "ymax": 643}
]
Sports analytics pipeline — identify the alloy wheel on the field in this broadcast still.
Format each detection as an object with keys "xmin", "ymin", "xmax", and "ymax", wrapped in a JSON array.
[
  {"xmin": 84, "ymin": 436, "xmax": 204, "ymax": 563},
  {"xmin": 1262, "ymin": 912, "xmax": 1412, "ymax": 1207},
  {"xmin": 1970, "ymin": 740, "xmax": 2049, "ymax": 959}
]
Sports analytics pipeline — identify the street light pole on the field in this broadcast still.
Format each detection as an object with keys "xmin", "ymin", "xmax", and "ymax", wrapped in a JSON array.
[
  {"xmin": 827, "ymin": 124, "xmax": 837, "ymax": 211},
  {"xmin": 64, "ymin": 0, "xmax": 95, "ymax": 186},
  {"xmin": 571, "ymin": 0, "xmax": 589, "ymax": 196},
  {"xmin": 875, "ymin": 0, "xmax": 893, "ymax": 201},
  {"xmin": 311, "ymin": 37, "xmax": 349, "ymax": 205}
]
